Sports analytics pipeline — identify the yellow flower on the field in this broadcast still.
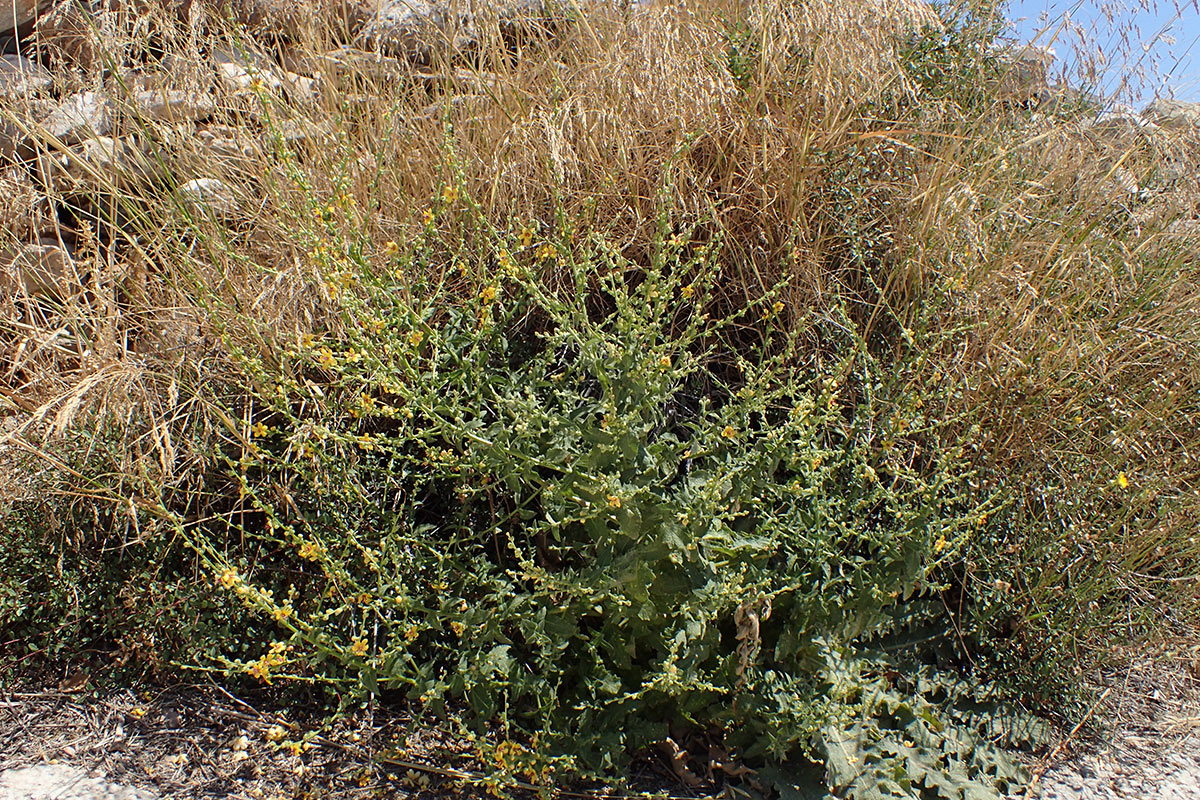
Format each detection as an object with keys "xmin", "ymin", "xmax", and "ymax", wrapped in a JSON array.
[
  {"xmin": 408, "ymin": 329, "xmax": 424, "ymax": 347},
  {"xmin": 271, "ymin": 603, "xmax": 293, "ymax": 622},
  {"xmin": 343, "ymin": 349, "xmax": 361, "ymax": 363},
  {"xmin": 251, "ymin": 421, "xmax": 270, "ymax": 438},
  {"xmin": 518, "ymin": 225, "xmax": 534, "ymax": 247},
  {"xmin": 130, "ymin": 706, "xmax": 147, "ymax": 719},
  {"xmin": 933, "ymin": 535, "xmax": 947, "ymax": 553},
  {"xmin": 497, "ymin": 252, "xmax": 513, "ymax": 273},
  {"xmin": 383, "ymin": 240, "xmax": 399, "ymax": 257},
  {"xmin": 422, "ymin": 208, "xmax": 435, "ymax": 225},
  {"xmin": 300, "ymin": 332, "xmax": 315, "ymax": 349},
  {"xmin": 680, "ymin": 285, "xmax": 695, "ymax": 299},
  {"xmin": 315, "ymin": 347, "xmax": 335, "ymax": 367},
  {"xmin": 265, "ymin": 725, "xmax": 286, "ymax": 742},
  {"xmin": 404, "ymin": 626, "xmax": 419, "ymax": 643},
  {"xmin": 297, "ymin": 541, "xmax": 325, "ymax": 561},
  {"xmin": 267, "ymin": 641, "xmax": 288, "ymax": 665},
  {"xmin": 721, "ymin": 425, "xmax": 737, "ymax": 441},
  {"xmin": 217, "ymin": 568, "xmax": 240, "ymax": 589},
  {"xmin": 1117, "ymin": 471, "xmax": 1129, "ymax": 489},
  {"xmin": 669, "ymin": 233, "xmax": 684, "ymax": 247},
  {"xmin": 450, "ymin": 621, "xmax": 465, "ymax": 636},
  {"xmin": 773, "ymin": 300, "xmax": 785, "ymax": 315},
  {"xmin": 659, "ymin": 355, "xmax": 671, "ymax": 369},
  {"xmin": 357, "ymin": 434, "xmax": 376, "ymax": 451},
  {"xmin": 441, "ymin": 184, "xmax": 460, "ymax": 204},
  {"xmin": 607, "ymin": 494, "xmax": 622, "ymax": 509},
  {"xmin": 350, "ymin": 638, "xmax": 369, "ymax": 657},
  {"xmin": 247, "ymin": 658, "xmax": 272, "ymax": 683},
  {"xmin": 479, "ymin": 285, "xmax": 498, "ymax": 303},
  {"xmin": 536, "ymin": 242, "xmax": 557, "ymax": 261}
]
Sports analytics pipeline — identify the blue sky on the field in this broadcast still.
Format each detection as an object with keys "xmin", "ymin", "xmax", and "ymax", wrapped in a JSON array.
[{"xmin": 1001, "ymin": 0, "xmax": 1200, "ymax": 106}]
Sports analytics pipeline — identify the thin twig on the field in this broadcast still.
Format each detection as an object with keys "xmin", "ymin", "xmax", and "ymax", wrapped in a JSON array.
[{"xmin": 1024, "ymin": 687, "xmax": 1112, "ymax": 797}]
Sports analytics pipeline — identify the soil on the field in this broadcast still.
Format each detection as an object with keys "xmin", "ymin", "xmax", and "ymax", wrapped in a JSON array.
[{"xmin": 2, "ymin": 656, "xmax": 1199, "ymax": 800}]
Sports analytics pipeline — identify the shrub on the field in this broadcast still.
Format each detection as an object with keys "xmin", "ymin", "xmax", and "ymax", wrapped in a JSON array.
[{"xmin": 133, "ymin": 184, "xmax": 1045, "ymax": 796}]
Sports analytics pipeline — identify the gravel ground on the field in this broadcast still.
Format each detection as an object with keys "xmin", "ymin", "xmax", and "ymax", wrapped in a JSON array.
[{"xmin": 1, "ymin": 657, "xmax": 1198, "ymax": 800}]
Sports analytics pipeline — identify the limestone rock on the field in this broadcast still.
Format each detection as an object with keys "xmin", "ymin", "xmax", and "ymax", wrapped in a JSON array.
[
  {"xmin": 213, "ymin": 46, "xmax": 287, "ymax": 92},
  {"xmin": 0, "ymin": 97, "xmax": 58, "ymax": 159},
  {"xmin": 40, "ymin": 90, "xmax": 113, "ymax": 144},
  {"xmin": 133, "ymin": 88, "xmax": 217, "ymax": 123},
  {"xmin": 179, "ymin": 177, "xmax": 238, "ymax": 219},
  {"xmin": 0, "ymin": 55, "xmax": 55, "ymax": 97},
  {"xmin": 198, "ymin": 0, "xmax": 373, "ymax": 40},
  {"xmin": 0, "ymin": 0, "xmax": 52, "ymax": 36},
  {"xmin": 358, "ymin": 0, "xmax": 548, "ymax": 65},
  {"xmin": 992, "ymin": 43, "xmax": 1054, "ymax": 104},
  {"xmin": 194, "ymin": 124, "xmax": 257, "ymax": 162},
  {"xmin": 0, "ymin": 167, "xmax": 50, "ymax": 240},
  {"xmin": 1087, "ymin": 109, "xmax": 1159, "ymax": 139},
  {"xmin": 38, "ymin": 135, "xmax": 162, "ymax": 191},
  {"xmin": 1, "ymin": 237, "xmax": 76, "ymax": 300},
  {"xmin": 33, "ymin": 0, "xmax": 102, "ymax": 73},
  {"xmin": 1142, "ymin": 99, "xmax": 1200, "ymax": 131}
]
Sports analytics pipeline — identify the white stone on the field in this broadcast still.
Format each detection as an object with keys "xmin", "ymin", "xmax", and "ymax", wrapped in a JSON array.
[
  {"xmin": 40, "ymin": 91, "xmax": 113, "ymax": 145},
  {"xmin": 0, "ymin": 55, "xmax": 54, "ymax": 96},
  {"xmin": 1142, "ymin": 98, "xmax": 1200, "ymax": 130},
  {"xmin": 44, "ymin": 136, "xmax": 161, "ymax": 190},
  {"xmin": 179, "ymin": 177, "xmax": 239, "ymax": 219},
  {"xmin": 133, "ymin": 89, "xmax": 217, "ymax": 123},
  {"xmin": 358, "ymin": 0, "xmax": 548, "ymax": 64}
]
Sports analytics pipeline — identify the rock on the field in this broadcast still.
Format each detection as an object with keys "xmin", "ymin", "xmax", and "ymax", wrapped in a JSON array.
[
  {"xmin": 993, "ymin": 43, "xmax": 1054, "ymax": 105},
  {"xmin": 0, "ymin": 97, "xmax": 58, "ymax": 160},
  {"xmin": 1087, "ymin": 109, "xmax": 1159, "ymax": 139},
  {"xmin": 213, "ymin": 46, "xmax": 286, "ymax": 92},
  {"xmin": 0, "ymin": 0, "xmax": 51, "ymax": 36},
  {"xmin": 198, "ymin": 0, "xmax": 373, "ymax": 40},
  {"xmin": 0, "ymin": 167, "xmax": 50, "ymax": 240},
  {"xmin": 133, "ymin": 88, "xmax": 216, "ymax": 123},
  {"xmin": 315, "ymin": 45, "xmax": 411, "ymax": 81},
  {"xmin": 40, "ymin": 90, "xmax": 113, "ymax": 145},
  {"xmin": 0, "ymin": 55, "xmax": 55, "ymax": 97},
  {"xmin": 210, "ymin": 48, "xmax": 320, "ymax": 102},
  {"xmin": 0, "ymin": 764, "xmax": 158, "ymax": 800},
  {"xmin": 1142, "ymin": 99, "xmax": 1200, "ymax": 131},
  {"xmin": 273, "ymin": 116, "xmax": 333, "ymax": 145},
  {"xmin": 358, "ymin": 0, "xmax": 548, "ymax": 65},
  {"xmin": 178, "ymin": 177, "xmax": 238, "ymax": 219},
  {"xmin": 193, "ymin": 124, "xmax": 257, "ymax": 162},
  {"xmin": 33, "ymin": 0, "xmax": 102, "ymax": 73},
  {"xmin": 1, "ymin": 237, "xmax": 75, "ymax": 300},
  {"xmin": 51, "ymin": 135, "xmax": 161, "ymax": 190}
]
